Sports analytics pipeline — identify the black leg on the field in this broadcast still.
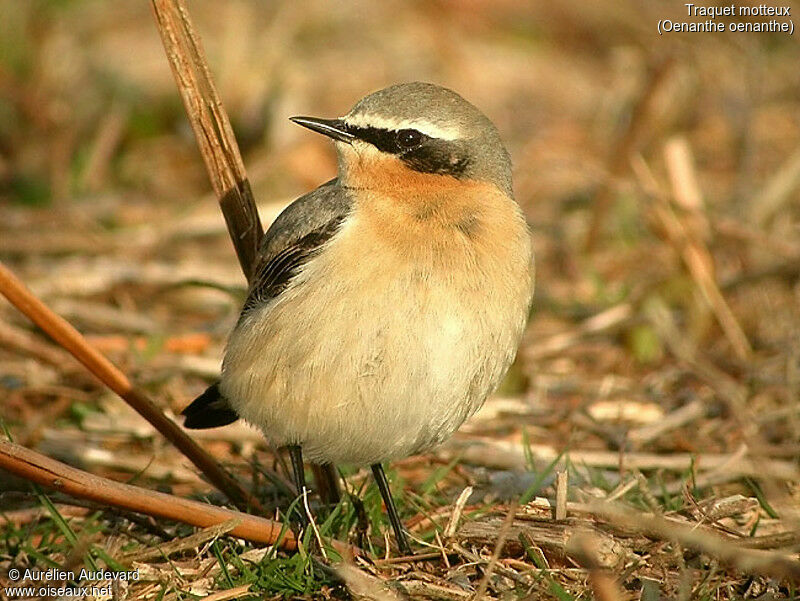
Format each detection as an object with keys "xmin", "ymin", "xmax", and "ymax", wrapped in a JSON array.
[
  {"xmin": 287, "ymin": 445, "xmax": 308, "ymax": 525},
  {"xmin": 371, "ymin": 463, "xmax": 412, "ymax": 555}
]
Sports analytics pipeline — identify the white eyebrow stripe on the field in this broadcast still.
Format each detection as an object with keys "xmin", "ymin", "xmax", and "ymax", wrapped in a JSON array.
[{"xmin": 342, "ymin": 113, "xmax": 462, "ymax": 141}]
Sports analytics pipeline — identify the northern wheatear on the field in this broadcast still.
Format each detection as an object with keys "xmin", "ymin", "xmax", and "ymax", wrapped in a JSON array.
[{"xmin": 182, "ymin": 82, "xmax": 534, "ymax": 554}]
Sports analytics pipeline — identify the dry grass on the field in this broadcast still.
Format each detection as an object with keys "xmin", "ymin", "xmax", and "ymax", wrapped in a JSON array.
[{"xmin": 1, "ymin": 1, "xmax": 799, "ymax": 599}]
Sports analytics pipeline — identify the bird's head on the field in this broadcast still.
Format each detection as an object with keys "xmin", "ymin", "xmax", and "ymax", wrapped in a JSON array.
[{"xmin": 291, "ymin": 82, "xmax": 512, "ymax": 198}]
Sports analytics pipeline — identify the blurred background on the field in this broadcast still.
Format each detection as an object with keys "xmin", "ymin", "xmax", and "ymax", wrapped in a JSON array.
[{"xmin": 1, "ymin": 0, "xmax": 799, "ymax": 597}]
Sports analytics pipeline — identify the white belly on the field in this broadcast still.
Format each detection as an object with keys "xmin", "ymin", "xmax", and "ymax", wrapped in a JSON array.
[{"xmin": 220, "ymin": 212, "xmax": 533, "ymax": 465}]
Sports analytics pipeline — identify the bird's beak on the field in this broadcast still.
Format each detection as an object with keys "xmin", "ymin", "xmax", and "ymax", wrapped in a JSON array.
[{"xmin": 290, "ymin": 116, "xmax": 355, "ymax": 144}]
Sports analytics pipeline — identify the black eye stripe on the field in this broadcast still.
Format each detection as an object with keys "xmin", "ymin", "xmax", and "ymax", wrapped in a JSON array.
[
  {"xmin": 345, "ymin": 125, "xmax": 428, "ymax": 155},
  {"xmin": 344, "ymin": 124, "xmax": 470, "ymax": 178}
]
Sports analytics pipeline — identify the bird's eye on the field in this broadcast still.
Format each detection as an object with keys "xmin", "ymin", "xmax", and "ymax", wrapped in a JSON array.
[{"xmin": 395, "ymin": 129, "xmax": 422, "ymax": 150}]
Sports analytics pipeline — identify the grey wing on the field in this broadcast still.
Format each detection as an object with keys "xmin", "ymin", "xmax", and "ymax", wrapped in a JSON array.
[
  {"xmin": 241, "ymin": 179, "xmax": 353, "ymax": 315},
  {"xmin": 180, "ymin": 181, "xmax": 351, "ymax": 429}
]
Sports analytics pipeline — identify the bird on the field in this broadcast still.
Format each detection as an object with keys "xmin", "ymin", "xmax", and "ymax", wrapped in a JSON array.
[{"xmin": 181, "ymin": 82, "xmax": 534, "ymax": 554}]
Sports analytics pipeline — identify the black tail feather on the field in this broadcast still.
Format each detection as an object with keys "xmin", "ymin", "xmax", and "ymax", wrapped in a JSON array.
[{"xmin": 181, "ymin": 382, "xmax": 239, "ymax": 429}]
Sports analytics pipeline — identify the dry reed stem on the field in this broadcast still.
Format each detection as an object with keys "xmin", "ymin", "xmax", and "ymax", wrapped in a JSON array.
[
  {"xmin": 150, "ymin": 0, "xmax": 262, "ymax": 282},
  {"xmin": 473, "ymin": 499, "xmax": 518, "ymax": 600},
  {"xmin": 555, "ymin": 471, "xmax": 568, "ymax": 521},
  {"xmin": 0, "ymin": 261, "xmax": 259, "ymax": 512},
  {"xmin": 663, "ymin": 137, "xmax": 709, "ymax": 235},
  {"xmin": 150, "ymin": 0, "xmax": 340, "ymax": 502},
  {"xmin": 444, "ymin": 486, "xmax": 473, "ymax": 540},
  {"xmin": 660, "ymin": 142, "xmax": 752, "ymax": 360},
  {"xmin": 0, "ymin": 439, "xmax": 294, "ymax": 549}
]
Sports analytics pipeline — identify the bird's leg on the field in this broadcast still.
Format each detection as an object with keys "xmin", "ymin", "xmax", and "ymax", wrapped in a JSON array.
[
  {"xmin": 287, "ymin": 444, "xmax": 308, "ymax": 526},
  {"xmin": 371, "ymin": 463, "xmax": 412, "ymax": 556}
]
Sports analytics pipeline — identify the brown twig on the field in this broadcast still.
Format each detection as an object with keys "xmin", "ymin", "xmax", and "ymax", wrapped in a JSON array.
[
  {"xmin": 0, "ymin": 261, "xmax": 259, "ymax": 513},
  {"xmin": 663, "ymin": 137, "xmax": 709, "ymax": 236},
  {"xmin": 473, "ymin": 499, "xmax": 518, "ymax": 600},
  {"xmin": 0, "ymin": 440, "xmax": 292, "ymax": 548},
  {"xmin": 659, "ymin": 142, "xmax": 752, "ymax": 360},
  {"xmin": 149, "ymin": 0, "xmax": 341, "ymax": 503},
  {"xmin": 150, "ymin": 0, "xmax": 263, "ymax": 282},
  {"xmin": 632, "ymin": 150, "xmax": 752, "ymax": 361},
  {"xmin": 555, "ymin": 471, "xmax": 568, "ymax": 521},
  {"xmin": 443, "ymin": 486, "xmax": 473, "ymax": 540}
]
